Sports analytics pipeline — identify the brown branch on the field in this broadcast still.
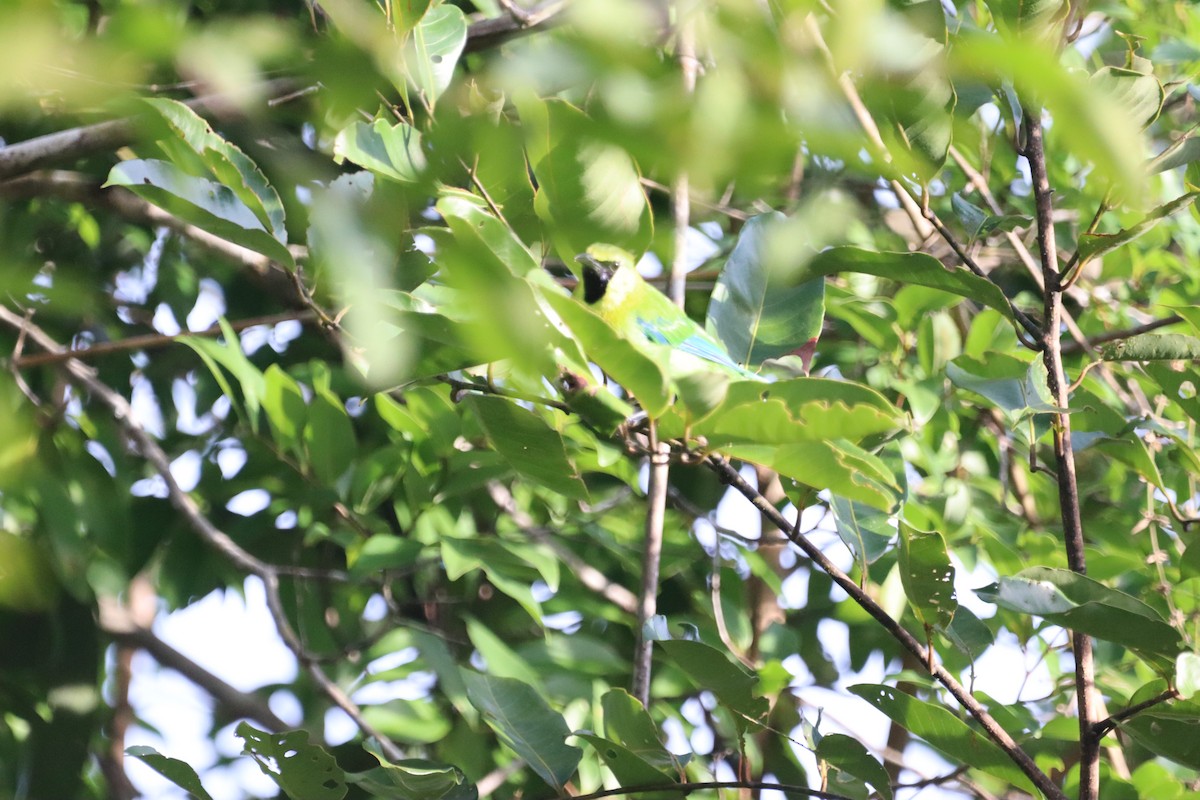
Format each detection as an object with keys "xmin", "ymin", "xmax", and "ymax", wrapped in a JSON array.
[
  {"xmin": 1092, "ymin": 688, "xmax": 1181, "ymax": 739},
  {"xmin": 704, "ymin": 455, "xmax": 1067, "ymax": 800},
  {"xmin": 462, "ymin": 0, "xmax": 565, "ymax": 53},
  {"xmin": 0, "ymin": 78, "xmax": 300, "ymax": 181},
  {"xmin": 98, "ymin": 592, "xmax": 290, "ymax": 733},
  {"xmin": 632, "ymin": 435, "xmax": 669, "ymax": 705},
  {"xmin": 1024, "ymin": 111, "xmax": 1100, "ymax": 800},
  {"xmin": 0, "ymin": 305, "xmax": 404, "ymax": 763},
  {"xmin": 11, "ymin": 310, "xmax": 317, "ymax": 369}
]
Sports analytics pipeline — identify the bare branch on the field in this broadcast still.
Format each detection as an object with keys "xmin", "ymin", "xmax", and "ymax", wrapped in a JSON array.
[
  {"xmin": 463, "ymin": 0, "xmax": 565, "ymax": 53},
  {"xmin": 1092, "ymin": 688, "xmax": 1181, "ymax": 739},
  {"xmin": 565, "ymin": 780, "xmax": 855, "ymax": 800}
]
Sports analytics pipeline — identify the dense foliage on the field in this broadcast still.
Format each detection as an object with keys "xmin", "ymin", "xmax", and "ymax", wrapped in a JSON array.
[{"xmin": 3, "ymin": 1, "xmax": 1200, "ymax": 799}]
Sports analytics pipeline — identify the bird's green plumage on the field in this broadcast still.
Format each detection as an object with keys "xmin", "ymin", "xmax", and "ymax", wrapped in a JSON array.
[{"xmin": 575, "ymin": 245, "xmax": 759, "ymax": 380}]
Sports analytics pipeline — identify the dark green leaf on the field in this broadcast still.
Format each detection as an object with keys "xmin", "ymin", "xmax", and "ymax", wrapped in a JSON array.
[
  {"xmin": 1119, "ymin": 680, "xmax": 1200, "ymax": 768},
  {"xmin": 898, "ymin": 521, "xmax": 956, "ymax": 629},
  {"xmin": 657, "ymin": 639, "xmax": 769, "ymax": 726},
  {"xmin": 815, "ymin": 734, "xmax": 892, "ymax": 800},
  {"xmin": 126, "ymin": 746, "xmax": 214, "ymax": 800},
  {"xmin": 575, "ymin": 734, "xmax": 677, "ymax": 788},
  {"xmin": 462, "ymin": 672, "xmax": 582, "ymax": 792},
  {"xmin": 305, "ymin": 391, "xmax": 357, "ymax": 485},
  {"xmin": 601, "ymin": 689, "xmax": 680, "ymax": 773},
  {"xmin": 830, "ymin": 494, "xmax": 895, "ymax": 573},
  {"xmin": 1099, "ymin": 333, "xmax": 1200, "ymax": 361},
  {"xmin": 465, "ymin": 396, "xmax": 586, "ymax": 499},
  {"xmin": 707, "ymin": 212, "xmax": 825, "ymax": 366}
]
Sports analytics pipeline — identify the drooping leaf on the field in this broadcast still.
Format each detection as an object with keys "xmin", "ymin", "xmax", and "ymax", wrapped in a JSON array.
[
  {"xmin": 262, "ymin": 364, "xmax": 307, "ymax": 453},
  {"xmin": 305, "ymin": 390, "xmax": 358, "ymax": 485},
  {"xmin": 898, "ymin": 521, "xmax": 956, "ymax": 630},
  {"xmin": 350, "ymin": 754, "xmax": 476, "ymax": 800},
  {"xmin": 182, "ymin": 319, "xmax": 266, "ymax": 433},
  {"xmin": 105, "ymin": 159, "xmax": 294, "ymax": 267},
  {"xmin": 403, "ymin": 4, "xmax": 467, "ymax": 108},
  {"xmin": 236, "ymin": 723, "xmax": 347, "ymax": 800},
  {"xmin": 600, "ymin": 689, "xmax": 680, "ymax": 773},
  {"xmin": 830, "ymin": 494, "xmax": 895, "ymax": 574},
  {"xmin": 575, "ymin": 734, "xmax": 677, "ymax": 789},
  {"xmin": 140, "ymin": 98, "xmax": 288, "ymax": 245},
  {"xmin": 1119, "ymin": 680, "xmax": 1200, "ymax": 769},
  {"xmin": 731, "ymin": 440, "xmax": 902, "ymax": 512},
  {"xmin": 707, "ymin": 212, "xmax": 826, "ymax": 367},
  {"xmin": 848, "ymin": 685, "xmax": 1036, "ymax": 794},
  {"xmin": 815, "ymin": 734, "xmax": 893, "ymax": 800},
  {"xmin": 465, "ymin": 396, "xmax": 587, "ymax": 499},
  {"xmin": 462, "ymin": 672, "xmax": 582, "ymax": 792},
  {"xmin": 950, "ymin": 193, "xmax": 1030, "ymax": 242},
  {"xmin": 657, "ymin": 639, "xmax": 769, "ymax": 728},
  {"xmin": 126, "ymin": 746, "xmax": 215, "ymax": 800}
]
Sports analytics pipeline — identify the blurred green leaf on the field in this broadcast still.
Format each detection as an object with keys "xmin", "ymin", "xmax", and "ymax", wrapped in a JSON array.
[
  {"xmin": 465, "ymin": 396, "xmax": 587, "ymax": 499},
  {"xmin": 404, "ymin": 4, "xmax": 467, "ymax": 108},
  {"xmin": 1099, "ymin": 333, "xmax": 1200, "ymax": 361},
  {"xmin": 815, "ymin": 734, "xmax": 892, "ymax": 800},
  {"xmin": 126, "ymin": 746, "xmax": 214, "ymax": 800},
  {"xmin": 657, "ymin": 639, "xmax": 769, "ymax": 726},
  {"xmin": 1177, "ymin": 653, "xmax": 1200, "ymax": 700},
  {"xmin": 333, "ymin": 118, "xmax": 427, "ymax": 182}
]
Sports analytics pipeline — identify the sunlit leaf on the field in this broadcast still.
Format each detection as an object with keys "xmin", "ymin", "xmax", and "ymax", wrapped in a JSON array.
[
  {"xmin": 815, "ymin": 734, "xmax": 892, "ymax": 800},
  {"xmin": 236, "ymin": 723, "xmax": 347, "ymax": 800},
  {"xmin": 126, "ymin": 746, "xmax": 214, "ymax": 800},
  {"xmin": 333, "ymin": 118, "xmax": 427, "ymax": 182},
  {"xmin": 898, "ymin": 521, "xmax": 956, "ymax": 630}
]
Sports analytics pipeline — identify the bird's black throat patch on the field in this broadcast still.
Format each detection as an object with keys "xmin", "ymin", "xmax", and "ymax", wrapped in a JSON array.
[{"xmin": 579, "ymin": 258, "xmax": 615, "ymax": 304}]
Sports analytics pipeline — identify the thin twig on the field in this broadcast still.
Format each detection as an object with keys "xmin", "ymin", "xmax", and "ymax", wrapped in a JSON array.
[
  {"xmin": 1060, "ymin": 314, "xmax": 1183, "ymax": 355},
  {"xmin": 704, "ymin": 455, "xmax": 1067, "ymax": 800},
  {"xmin": 1091, "ymin": 688, "xmax": 1181, "ymax": 739},
  {"xmin": 632, "ymin": 430, "xmax": 670, "ymax": 705},
  {"xmin": 11, "ymin": 311, "xmax": 317, "ymax": 368}
]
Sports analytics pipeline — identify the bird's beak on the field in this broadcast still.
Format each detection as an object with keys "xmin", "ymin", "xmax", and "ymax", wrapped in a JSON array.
[{"xmin": 575, "ymin": 254, "xmax": 614, "ymax": 304}]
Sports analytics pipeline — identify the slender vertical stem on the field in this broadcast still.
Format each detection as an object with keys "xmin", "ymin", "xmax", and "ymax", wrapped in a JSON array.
[
  {"xmin": 633, "ymin": 432, "xmax": 670, "ymax": 705},
  {"xmin": 1025, "ymin": 112, "xmax": 1100, "ymax": 800}
]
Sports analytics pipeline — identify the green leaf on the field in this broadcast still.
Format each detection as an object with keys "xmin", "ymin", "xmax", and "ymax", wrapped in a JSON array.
[
  {"xmin": 799, "ymin": 246, "xmax": 1015, "ymax": 324},
  {"xmin": 351, "ymin": 752, "xmax": 477, "ymax": 800},
  {"xmin": 657, "ymin": 639, "xmax": 769, "ymax": 726},
  {"xmin": 465, "ymin": 396, "xmax": 586, "ymax": 499},
  {"xmin": 575, "ymin": 734, "xmax": 677, "ymax": 789},
  {"xmin": 182, "ymin": 319, "xmax": 266, "ymax": 433},
  {"xmin": 987, "ymin": 0, "xmax": 1064, "ymax": 38},
  {"xmin": 848, "ymin": 685, "xmax": 1036, "ymax": 794},
  {"xmin": 946, "ymin": 354, "xmax": 1062, "ymax": 417},
  {"xmin": 829, "ymin": 494, "xmax": 895, "ymax": 573},
  {"xmin": 262, "ymin": 365, "xmax": 307, "ymax": 452},
  {"xmin": 519, "ymin": 97, "xmax": 652, "ymax": 259},
  {"xmin": 898, "ymin": 521, "xmax": 956, "ymax": 630},
  {"xmin": 462, "ymin": 672, "xmax": 583, "ymax": 792},
  {"xmin": 815, "ymin": 734, "xmax": 893, "ymax": 800},
  {"xmin": 304, "ymin": 391, "xmax": 358, "ymax": 485},
  {"xmin": 707, "ymin": 212, "xmax": 825, "ymax": 366},
  {"xmin": 1149, "ymin": 133, "xmax": 1200, "ymax": 173},
  {"xmin": 1092, "ymin": 66, "xmax": 1164, "ymax": 131},
  {"xmin": 1119, "ymin": 680, "xmax": 1200, "ymax": 768},
  {"xmin": 105, "ymin": 159, "xmax": 294, "ymax": 267},
  {"xmin": 126, "ymin": 746, "xmax": 214, "ymax": 800},
  {"xmin": 140, "ymin": 98, "xmax": 288, "ymax": 245},
  {"xmin": 1077, "ymin": 193, "xmax": 1199, "ymax": 264},
  {"xmin": 350, "ymin": 535, "xmax": 423, "ymax": 577},
  {"xmin": 657, "ymin": 377, "xmax": 907, "ymax": 447},
  {"xmin": 975, "ymin": 567, "xmax": 1181, "ymax": 657},
  {"xmin": 333, "ymin": 119, "xmax": 427, "ymax": 182},
  {"xmin": 600, "ymin": 689, "xmax": 680, "ymax": 773},
  {"xmin": 236, "ymin": 723, "xmax": 347, "ymax": 800},
  {"xmin": 1099, "ymin": 333, "xmax": 1200, "ymax": 361},
  {"xmin": 1177, "ymin": 653, "xmax": 1200, "ymax": 700},
  {"xmin": 391, "ymin": 0, "xmax": 435, "ymax": 38},
  {"xmin": 951, "ymin": 193, "xmax": 1030, "ymax": 242},
  {"xmin": 731, "ymin": 439, "xmax": 902, "ymax": 513},
  {"xmin": 404, "ymin": 4, "xmax": 467, "ymax": 108}
]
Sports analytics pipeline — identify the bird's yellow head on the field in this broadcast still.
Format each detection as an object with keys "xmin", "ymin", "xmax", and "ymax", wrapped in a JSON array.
[{"xmin": 575, "ymin": 245, "xmax": 640, "ymax": 310}]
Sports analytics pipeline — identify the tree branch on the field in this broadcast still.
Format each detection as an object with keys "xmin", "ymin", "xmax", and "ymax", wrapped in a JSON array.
[
  {"xmin": 98, "ymin": 592, "xmax": 290, "ymax": 733},
  {"xmin": 0, "ymin": 78, "xmax": 300, "ymax": 181},
  {"xmin": 463, "ymin": 0, "xmax": 565, "ymax": 53},
  {"xmin": 704, "ymin": 455, "xmax": 1067, "ymax": 800},
  {"xmin": 1024, "ymin": 111, "xmax": 1100, "ymax": 800},
  {"xmin": 1091, "ymin": 689, "xmax": 1180, "ymax": 739},
  {"xmin": 0, "ymin": 305, "xmax": 404, "ymax": 763}
]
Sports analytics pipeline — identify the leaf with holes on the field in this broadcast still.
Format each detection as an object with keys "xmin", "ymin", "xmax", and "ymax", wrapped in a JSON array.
[
  {"xmin": 898, "ymin": 521, "xmax": 956, "ymax": 630},
  {"xmin": 236, "ymin": 723, "xmax": 347, "ymax": 800}
]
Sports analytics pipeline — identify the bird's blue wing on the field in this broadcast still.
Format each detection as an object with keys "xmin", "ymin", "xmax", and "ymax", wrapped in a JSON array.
[{"xmin": 635, "ymin": 314, "xmax": 750, "ymax": 373}]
